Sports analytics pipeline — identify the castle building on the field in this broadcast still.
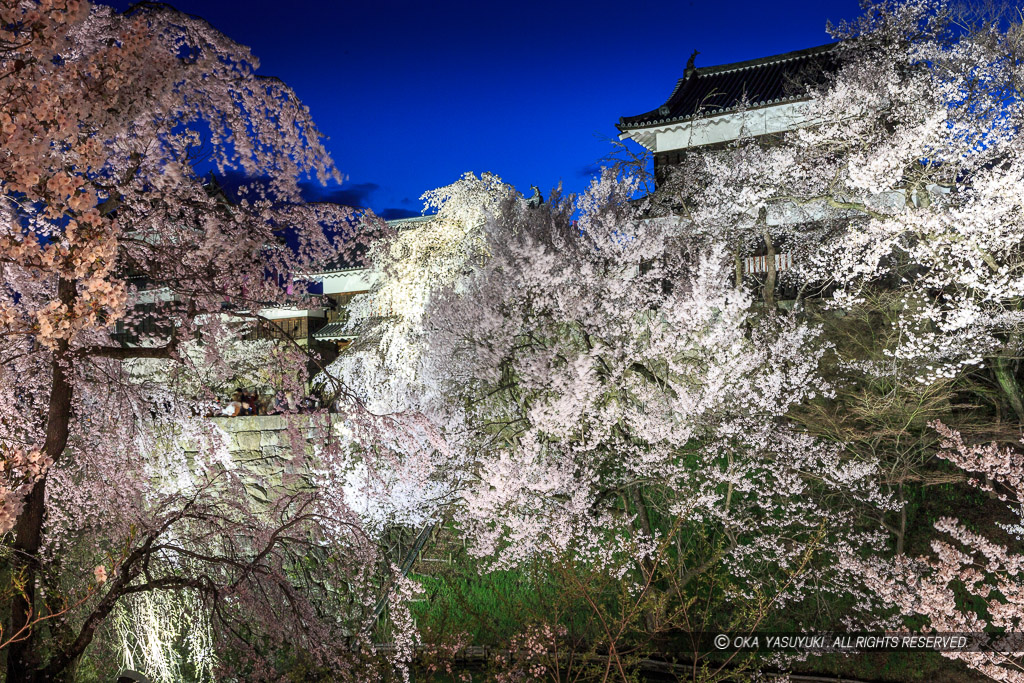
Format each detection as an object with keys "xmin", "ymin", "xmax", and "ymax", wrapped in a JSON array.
[{"xmin": 616, "ymin": 43, "xmax": 839, "ymax": 186}]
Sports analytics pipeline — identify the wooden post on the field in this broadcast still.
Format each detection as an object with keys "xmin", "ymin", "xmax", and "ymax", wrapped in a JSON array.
[{"xmin": 759, "ymin": 208, "xmax": 776, "ymax": 309}]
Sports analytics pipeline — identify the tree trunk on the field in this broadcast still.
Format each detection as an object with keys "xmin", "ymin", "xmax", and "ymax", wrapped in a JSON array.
[
  {"xmin": 734, "ymin": 246, "xmax": 743, "ymax": 290},
  {"xmin": 630, "ymin": 487, "xmax": 656, "ymax": 568},
  {"xmin": 629, "ymin": 487, "xmax": 659, "ymax": 635},
  {"xmin": 724, "ymin": 453, "xmax": 734, "ymax": 514},
  {"xmin": 6, "ymin": 278, "xmax": 76, "ymax": 683},
  {"xmin": 6, "ymin": 478, "xmax": 48, "ymax": 683},
  {"xmin": 896, "ymin": 484, "xmax": 906, "ymax": 556},
  {"xmin": 993, "ymin": 354, "xmax": 1024, "ymax": 424}
]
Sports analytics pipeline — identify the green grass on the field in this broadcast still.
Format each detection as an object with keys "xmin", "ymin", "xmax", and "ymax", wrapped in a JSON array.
[{"xmin": 411, "ymin": 567, "xmax": 556, "ymax": 645}]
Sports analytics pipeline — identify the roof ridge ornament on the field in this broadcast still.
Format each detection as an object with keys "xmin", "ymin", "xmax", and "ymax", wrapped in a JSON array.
[
  {"xmin": 525, "ymin": 185, "xmax": 544, "ymax": 207},
  {"xmin": 684, "ymin": 49, "xmax": 700, "ymax": 79}
]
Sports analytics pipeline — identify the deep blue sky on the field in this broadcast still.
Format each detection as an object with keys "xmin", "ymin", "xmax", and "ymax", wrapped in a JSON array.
[{"xmin": 102, "ymin": 0, "xmax": 863, "ymax": 218}]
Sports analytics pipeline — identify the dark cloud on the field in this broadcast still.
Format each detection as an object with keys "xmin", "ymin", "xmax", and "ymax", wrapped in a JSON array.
[
  {"xmin": 578, "ymin": 163, "xmax": 604, "ymax": 178},
  {"xmin": 208, "ymin": 171, "xmax": 381, "ymax": 209},
  {"xmin": 300, "ymin": 181, "xmax": 379, "ymax": 207},
  {"xmin": 400, "ymin": 197, "xmax": 415, "ymax": 206},
  {"xmin": 377, "ymin": 208, "xmax": 421, "ymax": 220}
]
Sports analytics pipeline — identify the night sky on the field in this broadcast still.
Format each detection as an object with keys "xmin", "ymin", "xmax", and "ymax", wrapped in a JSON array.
[{"xmin": 101, "ymin": 0, "xmax": 864, "ymax": 218}]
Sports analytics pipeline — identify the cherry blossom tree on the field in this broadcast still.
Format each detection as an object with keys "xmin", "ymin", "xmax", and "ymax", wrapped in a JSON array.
[
  {"xmin": 794, "ymin": 0, "xmax": 1024, "ymax": 401},
  {"xmin": 0, "ymin": 2, "xmax": 406, "ymax": 680},
  {"xmin": 326, "ymin": 172, "xmax": 517, "ymax": 415},
  {"xmin": 327, "ymin": 171, "xmax": 891, "ymax": 677},
  {"xmin": 857, "ymin": 423, "xmax": 1024, "ymax": 683},
  {"xmin": 441, "ymin": 172, "xmax": 888, "ymax": 609}
]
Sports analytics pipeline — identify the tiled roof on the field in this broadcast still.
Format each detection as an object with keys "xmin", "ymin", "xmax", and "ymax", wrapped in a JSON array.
[
  {"xmin": 312, "ymin": 322, "xmax": 357, "ymax": 341},
  {"xmin": 617, "ymin": 42, "xmax": 839, "ymax": 132}
]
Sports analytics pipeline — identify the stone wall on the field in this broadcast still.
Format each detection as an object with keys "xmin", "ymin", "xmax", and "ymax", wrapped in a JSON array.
[{"xmin": 202, "ymin": 415, "xmax": 327, "ymax": 503}]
